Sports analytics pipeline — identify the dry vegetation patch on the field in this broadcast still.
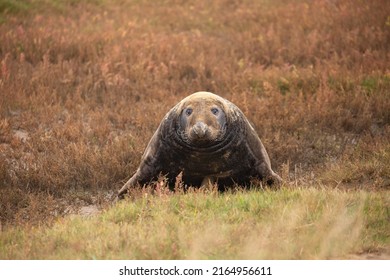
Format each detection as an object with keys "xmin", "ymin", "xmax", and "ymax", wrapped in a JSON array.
[{"xmin": 0, "ymin": 0, "xmax": 389, "ymax": 258}]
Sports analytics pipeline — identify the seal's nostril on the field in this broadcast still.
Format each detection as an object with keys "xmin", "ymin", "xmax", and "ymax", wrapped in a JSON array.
[{"xmin": 193, "ymin": 122, "xmax": 208, "ymax": 137}]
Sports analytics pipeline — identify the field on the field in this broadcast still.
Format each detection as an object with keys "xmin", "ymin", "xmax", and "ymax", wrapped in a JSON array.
[{"xmin": 0, "ymin": 0, "xmax": 389, "ymax": 259}]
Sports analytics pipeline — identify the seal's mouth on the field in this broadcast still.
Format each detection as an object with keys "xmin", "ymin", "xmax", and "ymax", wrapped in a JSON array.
[
  {"xmin": 186, "ymin": 121, "xmax": 224, "ymax": 146},
  {"xmin": 190, "ymin": 121, "xmax": 210, "ymax": 140},
  {"xmin": 176, "ymin": 121, "xmax": 227, "ymax": 148}
]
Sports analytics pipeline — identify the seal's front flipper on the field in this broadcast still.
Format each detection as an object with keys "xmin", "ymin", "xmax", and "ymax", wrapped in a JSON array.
[
  {"xmin": 116, "ymin": 176, "xmax": 136, "ymax": 200},
  {"xmin": 265, "ymin": 172, "xmax": 283, "ymax": 187}
]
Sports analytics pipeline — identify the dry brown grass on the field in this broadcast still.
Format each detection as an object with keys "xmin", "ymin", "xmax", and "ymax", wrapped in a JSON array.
[{"xmin": 0, "ymin": 0, "xmax": 389, "ymax": 228}]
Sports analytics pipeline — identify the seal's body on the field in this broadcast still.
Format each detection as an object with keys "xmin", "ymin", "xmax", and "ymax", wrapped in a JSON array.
[{"xmin": 117, "ymin": 92, "xmax": 281, "ymax": 199}]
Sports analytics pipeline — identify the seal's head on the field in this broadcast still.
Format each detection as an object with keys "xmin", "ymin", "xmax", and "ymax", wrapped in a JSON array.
[{"xmin": 177, "ymin": 92, "xmax": 228, "ymax": 146}]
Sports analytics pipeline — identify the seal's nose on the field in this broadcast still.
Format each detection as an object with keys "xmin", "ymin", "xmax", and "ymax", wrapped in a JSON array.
[{"xmin": 192, "ymin": 121, "xmax": 208, "ymax": 138}]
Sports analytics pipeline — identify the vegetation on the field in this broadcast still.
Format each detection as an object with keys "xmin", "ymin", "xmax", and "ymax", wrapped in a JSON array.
[
  {"xmin": 0, "ymin": 0, "xmax": 389, "ymax": 259},
  {"xmin": 1, "ymin": 187, "xmax": 388, "ymax": 259}
]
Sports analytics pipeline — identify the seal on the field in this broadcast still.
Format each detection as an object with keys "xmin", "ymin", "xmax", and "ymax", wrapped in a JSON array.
[{"xmin": 117, "ymin": 91, "xmax": 281, "ymax": 199}]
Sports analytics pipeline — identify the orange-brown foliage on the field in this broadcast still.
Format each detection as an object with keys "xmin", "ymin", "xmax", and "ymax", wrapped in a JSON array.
[{"xmin": 0, "ymin": 0, "xmax": 389, "ymax": 226}]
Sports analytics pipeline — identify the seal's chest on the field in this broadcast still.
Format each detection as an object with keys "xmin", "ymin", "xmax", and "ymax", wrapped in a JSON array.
[{"xmin": 180, "ymin": 149, "xmax": 249, "ymax": 177}]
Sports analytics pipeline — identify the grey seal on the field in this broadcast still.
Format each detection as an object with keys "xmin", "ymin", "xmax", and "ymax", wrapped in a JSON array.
[{"xmin": 118, "ymin": 91, "xmax": 281, "ymax": 199}]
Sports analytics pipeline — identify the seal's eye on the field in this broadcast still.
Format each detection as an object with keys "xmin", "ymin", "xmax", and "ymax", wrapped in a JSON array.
[
  {"xmin": 185, "ymin": 108, "xmax": 193, "ymax": 116},
  {"xmin": 211, "ymin": 107, "xmax": 219, "ymax": 115}
]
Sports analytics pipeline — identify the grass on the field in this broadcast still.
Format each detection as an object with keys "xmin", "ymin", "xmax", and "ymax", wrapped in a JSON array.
[
  {"xmin": 1, "ymin": 187, "xmax": 389, "ymax": 259},
  {"xmin": 0, "ymin": 0, "xmax": 389, "ymax": 259}
]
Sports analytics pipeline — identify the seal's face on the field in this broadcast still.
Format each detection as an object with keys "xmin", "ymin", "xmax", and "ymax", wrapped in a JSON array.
[{"xmin": 178, "ymin": 98, "xmax": 227, "ymax": 146}]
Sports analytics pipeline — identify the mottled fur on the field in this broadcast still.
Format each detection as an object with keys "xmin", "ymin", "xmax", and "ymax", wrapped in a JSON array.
[{"xmin": 117, "ymin": 92, "xmax": 281, "ymax": 199}]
